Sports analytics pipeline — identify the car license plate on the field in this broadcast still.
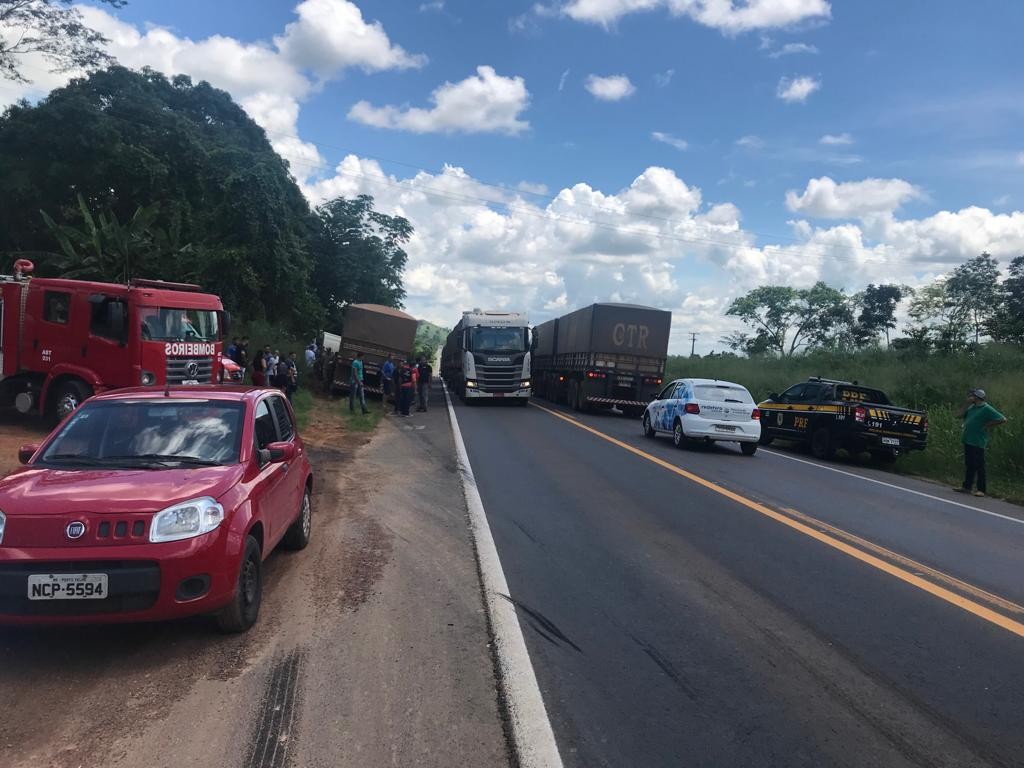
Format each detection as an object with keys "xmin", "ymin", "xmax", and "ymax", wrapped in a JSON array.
[
  {"xmin": 28, "ymin": 573, "xmax": 108, "ymax": 600},
  {"xmin": 714, "ymin": 424, "xmax": 737, "ymax": 432},
  {"xmin": 881, "ymin": 437, "xmax": 900, "ymax": 446}
]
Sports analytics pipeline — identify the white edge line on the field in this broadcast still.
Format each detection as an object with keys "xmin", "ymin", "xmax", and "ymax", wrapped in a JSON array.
[
  {"xmin": 762, "ymin": 448, "xmax": 1024, "ymax": 526},
  {"xmin": 443, "ymin": 383, "xmax": 565, "ymax": 768}
]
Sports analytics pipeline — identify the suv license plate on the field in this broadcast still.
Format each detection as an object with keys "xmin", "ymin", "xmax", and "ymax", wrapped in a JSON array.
[
  {"xmin": 881, "ymin": 437, "xmax": 900, "ymax": 446},
  {"xmin": 28, "ymin": 573, "xmax": 108, "ymax": 600}
]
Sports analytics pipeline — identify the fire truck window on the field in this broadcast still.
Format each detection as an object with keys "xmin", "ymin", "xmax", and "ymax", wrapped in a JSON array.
[
  {"xmin": 43, "ymin": 291, "xmax": 70, "ymax": 324},
  {"xmin": 89, "ymin": 296, "xmax": 127, "ymax": 341}
]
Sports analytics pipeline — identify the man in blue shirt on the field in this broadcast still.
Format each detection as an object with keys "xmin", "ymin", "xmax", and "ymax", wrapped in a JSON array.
[
  {"xmin": 349, "ymin": 351, "xmax": 369, "ymax": 414},
  {"xmin": 380, "ymin": 353, "xmax": 395, "ymax": 411}
]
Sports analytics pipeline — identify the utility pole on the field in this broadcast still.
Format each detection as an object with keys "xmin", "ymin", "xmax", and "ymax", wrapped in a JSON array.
[{"xmin": 689, "ymin": 332, "xmax": 698, "ymax": 357}]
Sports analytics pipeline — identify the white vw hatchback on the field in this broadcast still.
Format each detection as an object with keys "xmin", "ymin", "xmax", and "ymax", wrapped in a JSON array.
[{"xmin": 642, "ymin": 378, "xmax": 762, "ymax": 455}]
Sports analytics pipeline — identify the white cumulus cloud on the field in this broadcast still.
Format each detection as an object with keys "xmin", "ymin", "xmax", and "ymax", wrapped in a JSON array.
[
  {"xmin": 776, "ymin": 75, "xmax": 820, "ymax": 103},
  {"xmin": 652, "ymin": 131, "xmax": 689, "ymax": 150},
  {"xmin": 819, "ymin": 132, "xmax": 853, "ymax": 145},
  {"xmin": 348, "ymin": 66, "xmax": 530, "ymax": 135},
  {"xmin": 767, "ymin": 41, "xmax": 819, "ymax": 57},
  {"xmin": 786, "ymin": 176, "xmax": 922, "ymax": 218},
  {"xmin": 585, "ymin": 74, "xmax": 636, "ymax": 101},
  {"xmin": 562, "ymin": 0, "xmax": 831, "ymax": 32}
]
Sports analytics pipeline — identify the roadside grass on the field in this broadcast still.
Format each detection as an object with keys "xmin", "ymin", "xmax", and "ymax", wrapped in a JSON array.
[
  {"xmin": 290, "ymin": 388, "xmax": 314, "ymax": 431},
  {"xmin": 667, "ymin": 346, "xmax": 1024, "ymax": 503},
  {"xmin": 339, "ymin": 404, "xmax": 385, "ymax": 432}
]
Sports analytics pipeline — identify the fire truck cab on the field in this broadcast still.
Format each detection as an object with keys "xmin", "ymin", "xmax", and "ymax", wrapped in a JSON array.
[{"xmin": 1, "ymin": 260, "xmax": 226, "ymax": 420}]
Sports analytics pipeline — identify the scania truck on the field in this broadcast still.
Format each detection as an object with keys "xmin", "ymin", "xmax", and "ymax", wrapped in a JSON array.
[
  {"xmin": 441, "ymin": 309, "xmax": 532, "ymax": 404},
  {"xmin": 1, "ymin": 259, "xmax": 226, "ymax": 420},
  {"xmin": 533, "ymin": 302, "xmax": 671, "ymax": 417}
]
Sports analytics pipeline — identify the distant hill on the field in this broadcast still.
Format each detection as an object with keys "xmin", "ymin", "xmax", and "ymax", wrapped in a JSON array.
[{"xmin": 416, "ymin": 320, "xmax": 450, "ymax": 357}]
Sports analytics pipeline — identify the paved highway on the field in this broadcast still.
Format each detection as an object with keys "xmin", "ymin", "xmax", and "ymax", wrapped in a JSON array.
[{"xmin": 451, "ymin": 395, "xmax": 1024, "ymax": 768}]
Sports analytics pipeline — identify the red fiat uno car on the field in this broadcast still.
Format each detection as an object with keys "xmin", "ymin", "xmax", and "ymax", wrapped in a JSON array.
[{"xmin": 0, "ymin": 387, "xmax": 312, "ymax": 632}]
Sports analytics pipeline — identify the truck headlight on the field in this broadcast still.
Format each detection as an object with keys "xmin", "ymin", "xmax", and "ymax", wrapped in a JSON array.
[
  {"xmin": 466, "ymin": 380, "xmax": 478, "ymax": 388},
  {"xmin": 141, "ymin": 371, "xmax": 156, "ymax": 386},
  {"xmin": 150, "ymin": 498, "xmax": 224, "ymax": 543},
  {"xmin": 521, "ymin": 380, "xmax": 531, "ymax": 388},
  {"xmin": 0, "ymin": 510, "xmax": 5, "ymax": 545}
]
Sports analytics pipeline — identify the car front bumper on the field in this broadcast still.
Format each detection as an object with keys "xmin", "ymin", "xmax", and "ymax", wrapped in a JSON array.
[{"xmin": 0, "ymin": 527, "xmax": 240, "ymax": 625}]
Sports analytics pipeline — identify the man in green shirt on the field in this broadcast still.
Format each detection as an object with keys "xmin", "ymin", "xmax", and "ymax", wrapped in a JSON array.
[
  {"xmin": 955, "ymin": 388, "xmax": 1007, "ymax": 497},
  {"xmin": 348, "ymin": 351, "xmax": 369, "ymax": 414}
]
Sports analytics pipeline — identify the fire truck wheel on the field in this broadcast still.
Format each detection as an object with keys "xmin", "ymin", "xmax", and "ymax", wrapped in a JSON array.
[{"xmin": 52, "ymin": 380, "xmax": 92, "ymax": 422}]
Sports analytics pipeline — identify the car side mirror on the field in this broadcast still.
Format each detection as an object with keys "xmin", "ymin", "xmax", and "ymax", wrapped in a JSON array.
[
  {"xmin": 266, "ymin": 442, "xmax": 296, "ymax": 463},
  {"xmin": 19, "ymin": 444, "xmax": 40, "ymax": 465}
]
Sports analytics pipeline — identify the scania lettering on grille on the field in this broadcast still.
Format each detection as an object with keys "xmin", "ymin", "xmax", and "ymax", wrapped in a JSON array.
[
  {"xmin": 164, "ymin": 342, "xmax": 215, "ymax": 356},
  {"xmin": 487, "ymin": 357, "xmax": 512, "ymax": 363}
]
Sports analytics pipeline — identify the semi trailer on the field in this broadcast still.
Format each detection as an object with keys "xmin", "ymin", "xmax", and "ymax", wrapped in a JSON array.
[
  {"xmin": 332, "ymin": 303, "xmax": 418, "ymax": 396},
  {"xmin": 532, "ymin": 302, "xmax": 671, "ymax": 417},
  {"xmin": 441, "ymin": 309, "xmax": 531, "ymax": 404}
]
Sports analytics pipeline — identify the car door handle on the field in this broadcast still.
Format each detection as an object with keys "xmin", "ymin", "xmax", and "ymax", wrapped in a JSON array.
[{"xmin": 280, "ymin": 463, "xmax": 289, "ymax": 473}]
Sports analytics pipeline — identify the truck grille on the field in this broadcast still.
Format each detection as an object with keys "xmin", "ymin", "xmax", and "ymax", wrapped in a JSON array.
[
  {"xmin": 476, "ymin": 364, "xmax": 519, "ymax": 392},
  {"xmin": 166, "ymin": 356, "xmax": 214, "ymax": 384}
]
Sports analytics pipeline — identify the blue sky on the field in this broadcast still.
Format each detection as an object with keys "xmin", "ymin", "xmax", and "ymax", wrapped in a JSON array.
[{"xmin": 4, "ymin": 1, "xmax": 1023, "ymax": 351}]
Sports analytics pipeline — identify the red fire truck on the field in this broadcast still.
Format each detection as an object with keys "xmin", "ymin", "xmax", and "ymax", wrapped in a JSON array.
[{"xmin": 1, "ymin": 259, "xmax": 227, "ymax": 420}]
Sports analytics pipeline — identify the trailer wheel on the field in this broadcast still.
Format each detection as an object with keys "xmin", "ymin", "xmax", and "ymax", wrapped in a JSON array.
[{"xmin": 52, "ymin": 379, "xmax": 92, "ymax": 422}]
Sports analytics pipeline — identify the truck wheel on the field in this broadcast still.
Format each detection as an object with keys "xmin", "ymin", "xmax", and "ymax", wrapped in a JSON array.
[
  {"xmin": 52, "ymin": 379, "xmax": 92, "ymax": 422},
  {"xmin": 758, "ymin": 431, "xmax": 774, "ymax": 446},
  {"xmin": 642, "ymin": 412, "xmax": 655, "ymax": 438},
  {"xmin": 567, "ymin": 385, "xmax": 578, "ymax": 411},
  {"xmin": 810, "ymin": 428, "xmax": 835, "ymax": 460},
  {"xmin": 740, "ymin": 442, "xmax": 758, "ymax": 456}
]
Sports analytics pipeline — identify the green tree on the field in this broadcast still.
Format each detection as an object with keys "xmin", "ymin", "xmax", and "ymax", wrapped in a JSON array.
[
  {"xmin": 0, "ymin": 66, "xmax": 321, "ymax": 329},
  {"xmin": 853, "ymin": 283, "xmax": 907, "ymax": 348},
  {"xmin": 945, "ymin": 252, "xmax": 1001, "ymax": 344},
  {"xmin": 991, "ymin": 255, "xmax": 1024, "ymax": 345},
  {"xmin": 907, "ymin": 280, "xmax": 966, "ymax": 351},
  {"xmin": 725, "ymin": 282, "xmax": 853, "ymax": 356},
  {"xmin": 311, "ymin": 195, "xmax": 411, "ymax": 329},
  {"xmin": 0, "ymin": 0, "xmax": 125, "ymax": 83}
]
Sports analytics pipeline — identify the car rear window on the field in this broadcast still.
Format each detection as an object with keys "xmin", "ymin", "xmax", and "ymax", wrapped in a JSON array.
[
  {"xmin": 835, "ymin": 386, "xmax": 891, "ymax": 405},
  {"xmin": 694, "ymin": 384, "xmax": 754, "ymax": 404}
]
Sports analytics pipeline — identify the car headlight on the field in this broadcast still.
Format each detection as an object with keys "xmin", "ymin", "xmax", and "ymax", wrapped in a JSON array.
[
  {"xmin": 150, "ymin": 497, "xmax": 225, "ymax": 543},
  {"xmin": 0, "ymin": 510, "xmax": 5, "ymax": 545}
]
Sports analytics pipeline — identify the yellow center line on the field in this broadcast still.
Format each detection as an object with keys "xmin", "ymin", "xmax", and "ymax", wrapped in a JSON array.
[{"xmin": 529, "ymin": 401, "xmax": 1024, "ymax": 640}]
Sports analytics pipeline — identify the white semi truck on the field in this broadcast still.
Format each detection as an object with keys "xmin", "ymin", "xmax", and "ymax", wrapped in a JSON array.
[{"xmin": 441, "ymin": 309, "xmax": 532, "ymax": 404}]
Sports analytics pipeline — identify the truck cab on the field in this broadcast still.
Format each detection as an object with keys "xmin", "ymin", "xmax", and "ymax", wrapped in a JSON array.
[
  {"xmin": 1, "ymin": 260, "xmax": 226, "ymax": 420},
  {"xmin": 443, "ymin": 310, "xmax": 532, "ymax": 404}
]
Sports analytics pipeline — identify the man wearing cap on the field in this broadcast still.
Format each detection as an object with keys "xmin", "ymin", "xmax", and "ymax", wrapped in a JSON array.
[{"xmin": 955, "ymin": 388, "xmax": 1007, "ymax": 497}]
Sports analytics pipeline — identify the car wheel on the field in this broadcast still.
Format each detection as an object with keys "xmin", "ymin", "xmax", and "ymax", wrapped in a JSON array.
[
  {"xmin": 740, "ymin": 442, "xmax": 758, "ymax": 456},
  {"xmin": 810, "ymin": 428, "xmax": 835, "ymax": 460},
  {"xmin": 642, "ymin": 412, "xmax": 656, "ymax": 438},
  {"xmin": 52, "ymin": 379, "xmax": 92, "ymax": 422},
  {"xmin": 283, "ymin": 488, "xmax": 312, "ymax": 550},
  {"xmin": 672, "ymin": 420, "xmax": 686, "ymax": 449},
  {"xmin": 217, "ymin": 536, "xmax": 262, "ymax": 633}
]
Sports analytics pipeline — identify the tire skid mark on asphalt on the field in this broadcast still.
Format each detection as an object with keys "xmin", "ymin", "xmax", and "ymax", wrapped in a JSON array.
[
  {"xmin": 626, "ymin": 633, "xmax": 698, "ymax": 702},
  {"xmin": 245, "ymin": 649, "xmax": 306, "ymax": 768},
  {"xmin": 498, "ymin": 593, "xmax": 583, "ymax": 654},
  {"xmin": 530, "ymin": 402, "xmax": 1024, "ymax": 642}
]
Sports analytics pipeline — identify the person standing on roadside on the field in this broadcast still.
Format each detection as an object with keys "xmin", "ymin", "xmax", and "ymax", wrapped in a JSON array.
[
  {"xmin": 285, "ymin": 352, "xmax": 298, "ymax": 402},
  {"xmin": 349, "ymin": 351, "xmax": 369, "ymax": 414},
  {"xmin": 398, "ymin": 357, "xmax": 418, "ymax": 416},
  {"xmin": 381, "ymin": 353, "xmax": 395, "ymax": 410},
  {"xmin": 955, "ymin": 388, "xmax": 1007, "ymax": 498},
  {"xmin": 251, "ymin": 345, "xmax": 268, "ymax": 386},
  {"xmin": 227, "ymin": 337, "xmax": 239, "ymax": 363},
  {"xmin": 305, "ymin": 344, "xmax": 316, "ymax": 368},
  {"xmin": 238, "ymin": 337, "xmax": 250, "ymax": 371},
  {"xmin": 416, "ymin": 356, "xmax": 432, "ymax": 412}
]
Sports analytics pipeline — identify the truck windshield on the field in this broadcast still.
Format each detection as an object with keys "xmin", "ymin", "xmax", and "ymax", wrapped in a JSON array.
[
  {"xmin": 40, "ymin": 399, "xmax": 244, "ymax": 468},
  {"xmin": 470, "ymin": 327, "xmax": 525, "ymax": 353},
  {"xmin": 140, "ymin": 307, "xmax": 220, "ymax": 342}
]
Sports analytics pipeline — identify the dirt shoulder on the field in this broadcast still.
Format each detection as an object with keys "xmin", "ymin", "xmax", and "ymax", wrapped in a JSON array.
[{"xmin": 0, "ymin": 392, "xmax": 508, "ymax": 768}]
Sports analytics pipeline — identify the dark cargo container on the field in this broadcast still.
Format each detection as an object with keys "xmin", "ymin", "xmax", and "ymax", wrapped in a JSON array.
[
  {"xmin": 533, "ymin": 303, "xmax": 672, "ymax": 416},
  {"xmin": 333, "ymin": 304, "xmax": 417, "ymax": 395}
]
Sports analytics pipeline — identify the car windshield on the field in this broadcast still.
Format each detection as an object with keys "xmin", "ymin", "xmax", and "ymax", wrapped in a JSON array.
[
  {"xmin": 470, "ymin": 327, "xmax": 525, "ymax": 353},
  {"xmin": 40, "ymin": 399, "xmax": 244, "ymax": 468},
  {"xmin": 141, "ymin": 307, "xmax": 220, "ymax": 342},
  {"xmin": 695, "ymin": 384, "xmax": 754, "ymax": 404}
]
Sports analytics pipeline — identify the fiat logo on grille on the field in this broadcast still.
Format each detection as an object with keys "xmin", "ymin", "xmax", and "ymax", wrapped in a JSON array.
[
  {"xmin": 186, "ymin": 361, "xmax": 200, "ymax": 378},
  {"xmin": 66, "ymin": 521, "xmax": 86, "ymax": 540}
]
